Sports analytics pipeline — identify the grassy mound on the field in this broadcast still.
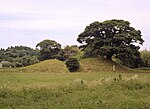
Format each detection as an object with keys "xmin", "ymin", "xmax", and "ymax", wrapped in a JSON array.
[
  {"xmin": 20, "ymin": 58, "xmax": 130, "ymax": 73},
  {"xmin": 79, "ymin": 58, "xmax": 130, "ymax": 72},
  {"xmin": 20, "ymin": 59, "xmax": 69, "ymax": 73}
]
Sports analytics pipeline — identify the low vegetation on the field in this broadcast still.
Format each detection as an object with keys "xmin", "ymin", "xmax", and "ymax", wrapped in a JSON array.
[
  {"xmin": 79, "ymin": 58, "xmax": 130, "ymax": 73},
  {"xmin": 0, "ymin": 71, "xmax": 150, "ymax": 109},
  {"xmin": 20, "ymin": 59, "xmax": 69, "ymax": 73}
]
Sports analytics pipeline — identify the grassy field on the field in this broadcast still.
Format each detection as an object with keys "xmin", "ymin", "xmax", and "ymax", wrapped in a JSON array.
[{"xmin": 0, "ymin": 58, "xmax": 150, "ymax": 109}]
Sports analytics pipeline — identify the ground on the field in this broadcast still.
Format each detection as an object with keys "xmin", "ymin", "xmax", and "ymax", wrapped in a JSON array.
[{"xmin": 0, "ymin": 58, "xmax": 150, "ymax": 109}]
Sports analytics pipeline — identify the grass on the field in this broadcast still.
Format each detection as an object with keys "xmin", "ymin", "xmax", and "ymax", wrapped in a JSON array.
[
  {"xmin": 79, "ymin": 58, "xmax": 130, "ymax": 73},
  {"xmin": 20, "ymin": 59, "xmax": 69, "ymax": 73},
  {"xmin": 0, "ymin": 58, "xmax": 150, "ymax": 109},
  {"xmin": 0, "ymin": 72, "xmax": 150, "ymax": 109}
]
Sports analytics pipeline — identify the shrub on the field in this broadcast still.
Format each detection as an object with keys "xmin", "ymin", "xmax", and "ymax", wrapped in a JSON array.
[
  {"xmin": 15, "ymin": 62, "xmax": 23, "ymax": 67},
  {"xmin": 65, "ymin": 58, "xmax": 80, "ymax": 72}
]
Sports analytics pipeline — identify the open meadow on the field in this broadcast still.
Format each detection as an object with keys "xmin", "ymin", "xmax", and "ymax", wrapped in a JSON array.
[{"xmin": 0, "ymin": 66, "xmax": 150, "ymax": 109}]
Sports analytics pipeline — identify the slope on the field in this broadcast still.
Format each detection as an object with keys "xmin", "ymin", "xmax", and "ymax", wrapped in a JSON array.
[
  {"xmin": 20, "ymin": 59, "xmax": 69, "ymax": 73},
  {"xmin": 79, "ymin": 58, "xmax": 130, "ymax": 72}
]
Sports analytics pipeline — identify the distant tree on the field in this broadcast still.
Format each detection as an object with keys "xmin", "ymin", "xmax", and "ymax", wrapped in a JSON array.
[
  {"xmin": 140, "ymin": 50, "xmax": 150, "ymax": 67},
  {"xmin": 0, "ymin": 46, "xmax": 39, "ymax": 67},
  {"xmin": 36, "ymin": 39, "xmax": 61, "ymax": 61},
  {"xmin": 60, "ymin": 45, "xmax": 82, "ymax": 61},
  {"xmin": 77, "ymin": 19, "xmax": 144, "ymax": 68},
  {"xmin": 19, "ymin": 56, "xmax": 39, "ymax": 66}
]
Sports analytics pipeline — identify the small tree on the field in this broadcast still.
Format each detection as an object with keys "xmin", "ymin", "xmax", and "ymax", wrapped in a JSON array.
[{"xmin": 65, "ymin": 58, "xmax": 80, "ymax": 72}]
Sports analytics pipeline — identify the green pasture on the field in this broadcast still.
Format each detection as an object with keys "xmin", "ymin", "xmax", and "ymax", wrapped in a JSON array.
[{"xmin": 0, "ymin": 58, "xmax": 150, "ymax": 109}]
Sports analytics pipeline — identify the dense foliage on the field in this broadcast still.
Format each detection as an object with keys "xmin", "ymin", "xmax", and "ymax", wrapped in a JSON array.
[
  {"xmin": 140, "ymin": 50, "xmax": 150, "ymax": 67},
  {"xmin": 77, "ymin": 19, "xmax": 144, "ymax": 68},
  {"xmin": 60, "ymin": 45, "xmax": 83, "ymax": 61},
  {"xmin": 65, "ymin": 58, "xmax": 80, "ymax": 72},
  {"xmin": 0, "ymin": 41, "xmax": 82, "ymax": 67},
  {"xmin": 0, "ymin": 46, "xmax": 39, "ymax": 67},
  {"xmin": 36, "ymin": 39, "xmax": 61, "ymax": 61}
]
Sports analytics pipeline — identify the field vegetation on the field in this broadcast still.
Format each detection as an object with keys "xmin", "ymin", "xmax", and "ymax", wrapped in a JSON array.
[{"xmin": 0, "ymin": 58, "xmax": 150, "ymax": 109}]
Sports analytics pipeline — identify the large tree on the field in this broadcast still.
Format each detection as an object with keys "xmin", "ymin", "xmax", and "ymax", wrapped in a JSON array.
[
  {"xmin": 36, "ymin": 39, "xmax": 61, "ymax": 61},
  {"xmin": 77, "ymin": 19, "xmax": 144, "ymax": 67}
]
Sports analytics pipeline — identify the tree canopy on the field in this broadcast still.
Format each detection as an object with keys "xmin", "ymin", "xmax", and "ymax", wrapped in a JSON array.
[
  {"xmin": 140, "ymin": 50, "xmax": 150, "ymax": 67},
  {"xmin": 36, "ymin": 39, "xmax": 61, "ymax": 61},
  {"xmin": 0, "ymin": 46, "xmax": 39, "ymax": 67},
  {"xmin": 77, "ymin": 19, "xmax": 144, "ymax": 68}
]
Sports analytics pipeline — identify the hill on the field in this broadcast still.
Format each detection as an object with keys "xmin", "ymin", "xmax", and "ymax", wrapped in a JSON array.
[
  {"xmin": 20, "ymin": 59, "xmax": 69, "ymax": 73},
  {"xmin": 79, "ymin": 58, "xmax": 130, "ymax": 72},
  {"xmin": 20, "ymin": 58, "xmax": 130, "ymax": 73}
]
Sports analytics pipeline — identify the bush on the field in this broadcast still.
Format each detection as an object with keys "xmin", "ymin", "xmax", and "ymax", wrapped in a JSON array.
[
  {"xmin": 15, "ymin": 62, "xmax": 23, "ymax": 67},
  {"xmin": 65, "ymin": 58, "xmax": 80, "ymax": 72}
]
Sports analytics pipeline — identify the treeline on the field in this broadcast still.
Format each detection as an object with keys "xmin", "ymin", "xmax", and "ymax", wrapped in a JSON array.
[
  {"xmin": 0, "ymin": 42, "xmax": 82, "ymax": 67},
  {"xmin": 0, "ymin": 46, "xmax": 39, "ymax": 67},
  {"xmin": 1, "ymin": 19, "xmax": 150, "ymax": 68},
  {"xmin": 0, "ymin": 40, "xmax": 150, "ymax": 68}
]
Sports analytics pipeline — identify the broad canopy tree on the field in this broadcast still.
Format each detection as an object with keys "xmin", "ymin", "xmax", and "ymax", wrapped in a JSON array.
[
  {"xmin": 36, "ymin": 39, "xmax": 61, "ymax": 61},
  {"xmin": 77, "ymin": 19, "xmax": 144, "ymax": 68}
]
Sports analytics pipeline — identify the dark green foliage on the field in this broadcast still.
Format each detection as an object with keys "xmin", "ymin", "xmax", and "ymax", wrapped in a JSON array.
[
  {"xmin": 0, "ymin": 46, "xmax": 39, "ymax": 67},
  {"xmin": 65, "ymin": 58, "xmax": 80, "ymax": 72},
  {"xmin": 140, "ymin": 50, "xmax": 150, "ymax": 67},
  {"xmin": 14, "ymin": 62, "xmax": 23, "ymax": 67},
  {"xmin": 59, "ymin": 45, "xmax": 82, "ymax": 61},
  {"xmin": 18, "ymin": 56, "xmax": 39, "ymax": 66},
  {"xmin": 77, "ymin": 19, "xmax": 144, "ymax": 68},
  {"xmin": 36, "ymin": 39, "xmax": 61, "ymax": 61}
]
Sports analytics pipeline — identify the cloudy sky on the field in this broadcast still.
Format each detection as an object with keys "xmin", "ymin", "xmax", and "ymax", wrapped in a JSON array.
[{"xmin": 0, "ymin": 0, "xmax": 150, "ymax": 49}]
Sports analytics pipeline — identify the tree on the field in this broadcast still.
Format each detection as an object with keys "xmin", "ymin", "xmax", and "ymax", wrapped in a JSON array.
[
  {"xmin": 36, "ymin": 39, "xmax": 61, "ymax": 61},
  {"xmin": 140, "ymin": 50, "xmax": 150, "ymax": 67},
  {"xmin": 65, "ymin": 58, "xmax": 80, "ymax": 72},
  {"xmin": 60, "ymin": 45, "xmax": 82, "ymax": 61},
  {"xmin": 77, "ymin": 19, "xmax": 144, "ymax": 68}
]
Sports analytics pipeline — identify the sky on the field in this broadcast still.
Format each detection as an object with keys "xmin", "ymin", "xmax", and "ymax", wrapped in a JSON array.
[{"xmin": 0, "ymin": 0, "xmax": 150, "ymax": 50}]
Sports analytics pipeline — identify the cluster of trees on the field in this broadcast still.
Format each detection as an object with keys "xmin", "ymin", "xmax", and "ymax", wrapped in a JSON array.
[
  {"xmin": 0, "ymin": 42, "xmax": 81, "ymax": 67},
  {"xmin": 1, "ymin": 19, "xmax": 150, "ymax": 69},
  {"xmin": 36, "ymin": 39, "xmax": 82, "ymax": 61},
  {"xmin": 0, "ymin": 46, "xmax": 39, "ymax": 67}
]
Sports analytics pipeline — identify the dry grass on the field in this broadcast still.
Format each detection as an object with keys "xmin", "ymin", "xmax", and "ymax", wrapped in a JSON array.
[
  {"xmin": 19, "ymin": 58, "xmax": 131, "ymax": 73},
  {"xmin": 79, "ymin": 58, "xmax": 130, "ymax": 73},
  {"xmin": 20, "ymin": 59, "xmax": 69, "ymax": 73}
]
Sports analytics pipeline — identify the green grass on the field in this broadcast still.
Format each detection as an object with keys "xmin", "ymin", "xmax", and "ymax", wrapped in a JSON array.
[
  {"xmin": 79, "ymin": 58, "xmax": 130, "ymax": 73},
  {"xmin": 0, "ymin": 71, "xmax": 150, "ymax": 109},
  {"xmin": 20, "ymin": 59, "xmax": 69, "ymax": 73},
  {"xmin": 0, "ymin": 58, "xmax": 150, "ymax": 109}
]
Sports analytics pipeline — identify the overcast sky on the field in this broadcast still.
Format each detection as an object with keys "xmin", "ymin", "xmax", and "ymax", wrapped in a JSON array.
[{"xmin": 0, "ymin": 0, "xmax": 150, "ymax": 50}]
